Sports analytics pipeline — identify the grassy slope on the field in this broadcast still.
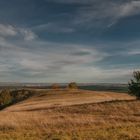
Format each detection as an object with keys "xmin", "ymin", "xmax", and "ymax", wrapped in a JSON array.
[{"xmin": 0, "ymin": 89, "xmax": 140, "ymax": 140}]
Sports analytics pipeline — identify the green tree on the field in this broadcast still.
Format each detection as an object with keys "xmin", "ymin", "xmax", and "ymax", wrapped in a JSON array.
[
  {"xmin": 51, "ymin": 84, "xmax": 60, "ymax": 90},
  {"xmin": 68, "ymin": 82, "xmax": 78, "ymax": 89},
  {"xmin": 128, "ymin": 71, "xmax": 140, "ymax": 99},
  {"xmin": 0, "ymin": 89, "xmax": 12, "ymax": 106}
]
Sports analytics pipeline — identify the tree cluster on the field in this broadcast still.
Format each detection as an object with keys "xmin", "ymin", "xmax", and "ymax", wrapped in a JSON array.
[
  {"xmin": 0, "ymin": 89, "xmax": 33, "ymax": 108},
  {"xmin": 128, "ymin": 71, "xmax": 140, "ymax": 99}
]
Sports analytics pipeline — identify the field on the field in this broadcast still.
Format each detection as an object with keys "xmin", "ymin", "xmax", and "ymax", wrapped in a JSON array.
[
  {"xmin": 0, "ymin": 89, "xmax": 140, "ymax": 140},
  {"xmin": 79, "ymin": 84, "xmax": 128, "ymax": 93}
]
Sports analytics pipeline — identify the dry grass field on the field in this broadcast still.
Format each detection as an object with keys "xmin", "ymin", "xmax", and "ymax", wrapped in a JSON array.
[{"xmin": 0, "ymin": 89, "xmax": 140, "ymax": 140}]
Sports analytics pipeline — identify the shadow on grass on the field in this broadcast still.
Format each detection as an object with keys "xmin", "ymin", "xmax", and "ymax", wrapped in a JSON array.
[{"xmin": 11, "ymin": 98, "xmax": 139, "ymax": 112}]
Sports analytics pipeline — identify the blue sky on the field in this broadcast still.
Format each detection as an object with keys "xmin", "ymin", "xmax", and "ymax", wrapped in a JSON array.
[{"xmin": 0, "ymin": 0, "xmax": 140, "ymax": 83}]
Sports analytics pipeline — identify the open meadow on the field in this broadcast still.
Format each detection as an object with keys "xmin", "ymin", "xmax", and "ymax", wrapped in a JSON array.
[
  {"xmin": 0, "ymin": 89, "xmax": 139, "ymax": 140},
  {"xmin": 0, "ymin": 0, "xmax": 140, "ymax": 139}
]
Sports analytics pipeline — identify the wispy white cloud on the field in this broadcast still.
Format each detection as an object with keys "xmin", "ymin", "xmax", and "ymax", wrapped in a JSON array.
[
  {"xmin": 19, "ymin": 29, "xmax": 37, "ymax": 41},
  {"xmin": 0, "ymin": 24, "xmax": 37, "ymax": 41},
  {"xmin": 33, "ymin": 22, "xmax": 75, "ymax": 33},
  {"xmin": 48, "ymin": 0, "xmax": 140, "ymax": 28},
  {"xmin": 118, "ymin": 1, "xmax": 140, "ymax": 18},
  {"xmin": 126, "ymin": 49, "xmax": 140, "ymax": 55},
  {"xmin": 0, "ymin": 29, "xmax": 139, "ymax": 82},
  {"xmin": 0, "ymin": 28, "xmax": 111, "ymax": 82},
  {"xmin": 0, "ymin": 24, "xmax": 17, "ymax": 37},
  {"xmin": 60, "ymin": 66, "xmax": 134, "ymax": 83},
  {"xmin": 77, "ymin": 0, "xmax": 140, "ymax": 27}
]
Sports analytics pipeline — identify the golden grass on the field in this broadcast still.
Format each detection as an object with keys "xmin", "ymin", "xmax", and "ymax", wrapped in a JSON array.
[
  {"xmin": 5, "ymin": 89, "xmax": 135, "ymax": 112},
  {"xmin": 0, "ymin": 90, "xmax": 139, "ymax": 140}
]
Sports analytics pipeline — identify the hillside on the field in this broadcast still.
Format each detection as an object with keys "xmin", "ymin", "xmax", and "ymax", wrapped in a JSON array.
[{"xmin": 0, "ymin": 89, "xmax": 139, "ymax": 140}]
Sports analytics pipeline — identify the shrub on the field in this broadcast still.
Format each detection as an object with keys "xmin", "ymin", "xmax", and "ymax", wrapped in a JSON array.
[
  {"xmin": 68, "ymin": 82, "xmax": 78, "ymax": 89},
  {"xmin": 51, "ymin": 84, "xmax": 60, "ymax": 90},
  {"xmin": 0, "ymin": 89, "xmax": 33, "ymax": 109},
  {"xmin": 10, "ymin": 89, "xmax": 32, "ymax": 101},
  {"xmin": 128, "ymin": 71, "xmax": 140, "ymax": 99},
  {"xmin": 0, "ymin": 89, "xmax": 12, "ymax": 106}
]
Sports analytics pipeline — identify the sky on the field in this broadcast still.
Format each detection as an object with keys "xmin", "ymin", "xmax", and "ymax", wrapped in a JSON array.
[{"xmin": 0, "ymin": 0, "xmax": 140, "ymax": 83}]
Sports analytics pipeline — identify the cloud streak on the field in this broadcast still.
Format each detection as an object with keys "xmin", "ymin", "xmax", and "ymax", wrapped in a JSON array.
[
  {"xmin": 0, "ymin": 29, "xmax": 109, "ymax": 82},
  {"xmin": 47, "ymin": 0, "xmax": 140, "ymax": 29},
  {"xmin": 0, "ymin": 24, "xmax": 37, "ymax": 41},
  {"xmin": 0, "ymin": 24, "xmax": 17, "ymax": 37},
  {"xmin": 34, "ymin": 23, "xmax": 75, "ymax": 33}
]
